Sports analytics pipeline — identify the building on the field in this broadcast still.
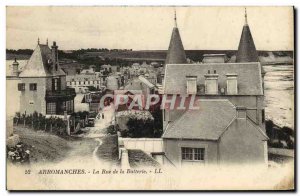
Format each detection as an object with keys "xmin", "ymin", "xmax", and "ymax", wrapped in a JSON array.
[
  {"xmin": 161, "ymin": 9, "xmax": 268, "ymax": 166},
  {"xmin": 202, "ymin": 54, "xmax": 228, "ymax": 63},
  {"xmin": 66, "ymin": 70, "xmax": 106, "ymax": 93},
  {"xmin": 59, "ymin": 60, "xmax": 83, "ymax": 75},
  {"xmin": 17, "ymin": 40, "xmax": 76, "ymax": 116}
]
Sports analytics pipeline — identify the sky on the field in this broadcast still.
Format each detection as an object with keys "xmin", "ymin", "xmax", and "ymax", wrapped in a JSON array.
[{"xmin": 6, "ymin": 6, "xmax": 294, "ymax": 51}]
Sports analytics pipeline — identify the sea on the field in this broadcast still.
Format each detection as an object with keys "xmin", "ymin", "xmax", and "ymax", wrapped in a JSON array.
[
  {"xmin": 264, "ymin": 64, "xmax": 294, "ymax": 129},
  {"xmin": 6, "ymin": 60, "xmax": 295, "ymax": 129}
]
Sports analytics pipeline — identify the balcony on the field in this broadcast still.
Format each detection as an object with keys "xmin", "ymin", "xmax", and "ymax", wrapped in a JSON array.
[{"xmin": 46, "ymin": 88, "xmax": 76, "ymax": 101}]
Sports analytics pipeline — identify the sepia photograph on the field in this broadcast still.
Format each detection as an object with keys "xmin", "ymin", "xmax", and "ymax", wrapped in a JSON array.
[{"xmin": 5, "ymin": 6, "xmax": 294, "ymax": 190}]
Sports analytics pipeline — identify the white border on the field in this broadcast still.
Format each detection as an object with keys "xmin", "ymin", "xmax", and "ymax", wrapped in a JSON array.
[{"xmin": 1, "ymin": 0, "xmax": 298, "ymax": 194}]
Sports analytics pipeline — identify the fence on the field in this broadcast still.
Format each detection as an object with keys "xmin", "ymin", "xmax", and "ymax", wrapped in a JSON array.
[
  {"xmin": 119, "ymin": 137, "xmax": 163, "ymax": 155},
  {"xmin": 13, "ymin": 115, "xmax": 68, "ymax": 136}
]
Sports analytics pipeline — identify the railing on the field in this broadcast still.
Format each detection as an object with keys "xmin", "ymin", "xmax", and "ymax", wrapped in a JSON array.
[
  {"xmin": 46, "ymin": 88, "xmax": 76, "ymax": 100},
  {"xmin": 118, "ymin": 137, "xmax": 164, "ymax": 155}
]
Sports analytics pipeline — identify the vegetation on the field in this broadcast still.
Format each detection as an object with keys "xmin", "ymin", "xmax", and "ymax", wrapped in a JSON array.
[
  {"xmin": 150, "ymin": 106, "xmax": 163, "ymax": 138},
  {"xmin": 87, "ymin": 86, "xmax": 98, "ymax": 92},
  {"xmin": 7, "ymin": 142, "xmax": 30, "ymax": 165},
  {"xmin": 266, "ymin": 120, "xmax": 294, "ymax": 149},
  {"xmin": 122, "ymin": 118, "xmax": 155, "ymax": 138},
  {"xmin": 107, "ymin": 125, "xmax": 117, "ymax": 135},
  {"xmin": 14, "ymin": 112, "xmax": 68, "ymax": 136}
]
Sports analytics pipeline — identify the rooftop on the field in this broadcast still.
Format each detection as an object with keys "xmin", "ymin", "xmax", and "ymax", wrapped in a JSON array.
[
  {"xmin": 19, "ymin": 44, "xmax": 65, "ymax": 77},
  {"xmin": 162, "ymin": 99, "xmax": 236, "ymax": 140},
  {"xmin": 165, "ymin": 27, "xmax": 187, "ymax": 65},
  {"xmin": 163, "ymin": 62, "xmax": 263, "ymax": 95}
]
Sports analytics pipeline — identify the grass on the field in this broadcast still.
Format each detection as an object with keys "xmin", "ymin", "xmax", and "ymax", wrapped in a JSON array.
[{"xmin": 13, "ymin": 127, "xmax": 98, "ymax": 163}]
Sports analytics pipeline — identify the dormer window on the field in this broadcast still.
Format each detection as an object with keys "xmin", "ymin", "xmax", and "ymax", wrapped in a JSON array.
[
  {"xmin": 226, "ymin": 73, "xmax": 238, "ymax": 95},
  {"xmin": 204, "ymin": 74, "xmax": 218, "ymax": 95},
  {"xmin": 186, "ymin": 76, "xmax": 197, "ymax": 94}
]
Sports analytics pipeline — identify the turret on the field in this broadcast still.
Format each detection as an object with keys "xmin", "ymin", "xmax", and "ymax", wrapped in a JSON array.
[
  {"xmin": 236, "ymin": 8, "xmax": 259, "ymax": 63},
  {"xmin": 165, "ymin": 10, "xmax": 187, "ymax": 65}
]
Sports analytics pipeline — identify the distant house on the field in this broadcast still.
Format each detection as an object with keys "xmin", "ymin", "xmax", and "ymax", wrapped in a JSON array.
[
  {"xmin": 59, "ymin": 61, "xmax": 83, "ymax": 75},
  {"xmin": 66, "ymin": 72, "xmax": 106, "ymax": 93},
  {"xmin": 202, "ymin": 54, "xmax": 228, "ymax": 63}
]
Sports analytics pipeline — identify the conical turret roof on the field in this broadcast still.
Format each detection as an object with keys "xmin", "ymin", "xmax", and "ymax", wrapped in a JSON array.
[
  {"xmin": 236, "ymin": 9, "xmax": 259, "ymax": 63},
  {"xmin": 19, "ymin": 41, "xmax": 65, "ymax": 77},
  {"xmin": 165, "ymin": 11, "xmax": 187, "ymax": 65}
]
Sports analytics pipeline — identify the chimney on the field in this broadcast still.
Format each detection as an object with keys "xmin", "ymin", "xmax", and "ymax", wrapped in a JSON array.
[
  {"xmin": 51, "ymin": 41, "xmax": 58, "ymax": 72},
  {"xmin": 12, "ymin": 58, "xmax": 19, "ymax": 77},
  {"xmin": 236, "ymin": 106, "xmax": 247, "ymax": 119},
  {"xmin": 186, "ymin": 75, "xmax": 197, "ymax": 94},
  {"xmin": 204, "ymin": 72, "xmax": 218, "ymax": 95},
  {"xmin": 226, "ymin": 73, "xmax": 238, "ymax": 95}
]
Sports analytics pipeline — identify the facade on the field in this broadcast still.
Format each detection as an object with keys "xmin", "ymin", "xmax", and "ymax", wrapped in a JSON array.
[
  {"xmin": 66, "ymin": 72, "xmax": 106, "ymax": 93},
  {"xmin": 162, "ymin": 100, "xmax": 268, "ymax": 166},
  {"xmin": 18, "ymin": 41, "xmax": 76, "ymax": 116},
  {"xmin": 161, "ymin": 10, "xmax": 268, "ymax": 166}
]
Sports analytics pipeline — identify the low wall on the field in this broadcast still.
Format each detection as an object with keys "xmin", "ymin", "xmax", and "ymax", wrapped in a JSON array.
[{"xmin": 119, "ymin": 137, "xmax": 163, "ymax": 155}]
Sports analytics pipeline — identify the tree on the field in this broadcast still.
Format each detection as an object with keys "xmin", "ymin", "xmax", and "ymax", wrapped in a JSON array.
[{"xmin": 126, "ymin": 118, "xmax": 154, "ymax": 138}]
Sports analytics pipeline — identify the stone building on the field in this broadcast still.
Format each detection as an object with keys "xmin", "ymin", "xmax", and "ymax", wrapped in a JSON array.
[
  {"xmin": 17, "ymin": 40, "xmax": 76, "ymax": 116},
  {"xmin": 161, "ymin": 9, "xmax": 268, "ymax": 166},
  {"xmin": 66, "ymin": 70, "xmax": 106, "ymax": 93}
]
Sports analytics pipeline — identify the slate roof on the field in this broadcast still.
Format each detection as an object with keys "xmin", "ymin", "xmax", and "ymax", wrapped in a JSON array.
[
  {"xmin": 128, "ymin": 149, "xmax": 160, "ymax": 168},
  {"xmin": 236, "ymin": 24, "xmax": 259, "ymax": 63},
  {"xmin": 163, "ymin": 62, "xmax": 263, "ymax": 95},
  {"xmin": 165, "ymin": 27, "xmax": 187, "ymax": 64},
  {"xmin": 19, "ymin": 44, "xmax": 65, "ymax": 77},
  {"xmin": 124, "ymin": 78, "xmax": 143, "ymax": 91},
  {"xmin": 162, "ymin": 100, "xmax": 236, "ymax": 140},
  {"xmin": 138, "ymin": 76, "xmax": 155, "ymax": 88}
]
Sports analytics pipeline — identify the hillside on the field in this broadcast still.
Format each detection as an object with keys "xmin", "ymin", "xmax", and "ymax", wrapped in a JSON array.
[{"xmin": 7, "ymin": 49, "xmax": 293, "ymax": 65}]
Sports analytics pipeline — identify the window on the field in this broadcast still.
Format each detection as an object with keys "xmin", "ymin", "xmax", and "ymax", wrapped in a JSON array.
[
  {"xmin": 52, "ymin": 78, "xmax": 61, "ymax": 91},
  {"xmin": 262, "ymin": 109, "xmax": 265, "ymax": 123},
  {"xmin": 182, "ymin": 148, "xmax": 193, "ymax": 160},
  {"xmin": 186, "ymin": 77, "xmax": 197, "ymax": 94},
  {"xmin": 29, "ymin": 83, "xmax": 37, "ymax": 91},
  {"xmin": 66, "ymin": 100, "xmax": 73, "ymax": 113},
  {"xmin": 46, "ymin": 102, "xmax": 56, "ymax": 114},
  {"xmin": 18, "ymin": 83, "xmax": 25, "ymax": 91},
  {"xmin": 182, "ymin": 147, "xmax": 205, "ymax": 161}
]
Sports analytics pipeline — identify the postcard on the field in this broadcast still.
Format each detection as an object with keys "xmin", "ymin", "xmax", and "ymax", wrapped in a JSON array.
[{"xmin": 6, "ymin": 6, "xmax": 294, "ymax": 190}]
